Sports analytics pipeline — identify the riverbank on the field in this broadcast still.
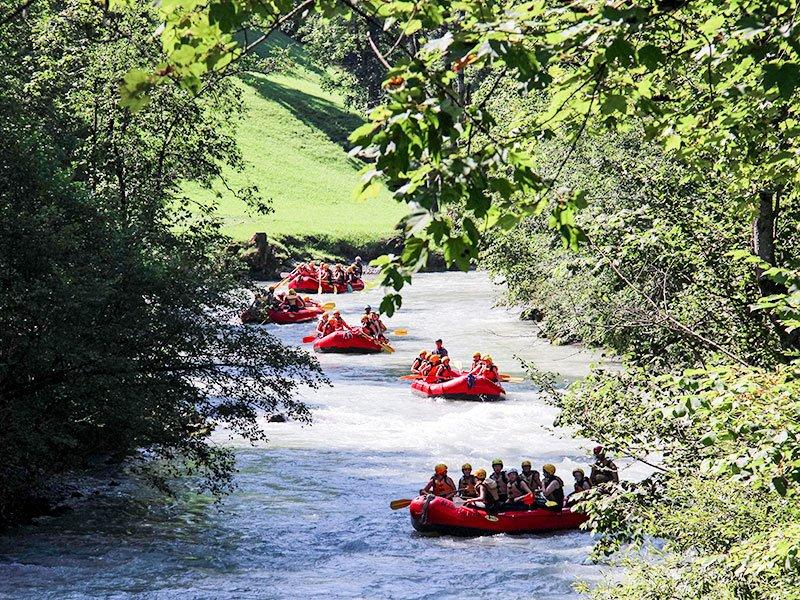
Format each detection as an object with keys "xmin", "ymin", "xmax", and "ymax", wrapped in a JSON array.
[{"xmin": 232, "ymin": 231, "xmax": 454, "ymax": 279}]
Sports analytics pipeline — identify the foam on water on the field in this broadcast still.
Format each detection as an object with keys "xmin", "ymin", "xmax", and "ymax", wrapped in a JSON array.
[{"xmin": 0, "ymin": 272, "xmax": 628, "ymax": 599}]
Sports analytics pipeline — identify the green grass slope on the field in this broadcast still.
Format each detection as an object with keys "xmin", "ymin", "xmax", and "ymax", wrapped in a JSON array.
[{"xmin": 187, "ymin": 32, "xmax": 407, "ymax": 244}]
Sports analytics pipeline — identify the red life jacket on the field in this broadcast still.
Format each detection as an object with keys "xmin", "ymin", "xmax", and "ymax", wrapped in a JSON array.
[{"xmin": 482, "ymin": 364, "xmax": 499, "ymax": 381}]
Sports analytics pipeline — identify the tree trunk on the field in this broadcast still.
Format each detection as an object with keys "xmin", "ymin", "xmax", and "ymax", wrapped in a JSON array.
[
  {"xmin": 752, "ymin": 190, "xmax": 780, "ymax": 297},
  {"xmin": 752, "ymin": 190, "xmax": 800, "ymax": 352}
]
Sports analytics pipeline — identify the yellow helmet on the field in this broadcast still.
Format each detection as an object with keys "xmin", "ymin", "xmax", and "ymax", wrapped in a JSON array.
[
  {"xmin": 434, "ymin": 463, "xmax": 447, "ymax": 475},
  {"xmin": 442, "ymin": 356, "xmax": 451, "ymax": 363},
  {"xmin": 572, "ymin": 468, "xmax": 585, "ymax": 477},
  {"xmin": 543, "ymin": 463, "xmax": 556, "ymax": 475},
  {"xmin": 521, "ymin": 460, "xmax": 532, "ymax": 468},
  {"xmin": 473, "ymin": 352, "xmax": 481, "ymax": 358},
  {"xmin": 419, "ymin": 350, "xmax": 428, "ymax": 357},
  {"xmin": 461, "ymin": 463, "xmax": 472, "ymax": 471},
  {"xmin": 483, "ymin": 355, "xmax": 493, "ymax": 363},
  {"xmin": 474, "ymin": 468, "xmax": 487, "ymax": 479}
]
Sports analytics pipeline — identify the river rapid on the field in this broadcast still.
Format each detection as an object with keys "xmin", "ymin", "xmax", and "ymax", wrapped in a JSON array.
[{"xmin": 0, "ymin": 272, "xmax": 624, "ymax": 599}]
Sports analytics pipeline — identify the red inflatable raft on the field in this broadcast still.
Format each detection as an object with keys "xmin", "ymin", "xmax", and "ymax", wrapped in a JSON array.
[
  {"xmin": 265, "ymin": 305, "xmax": 323, "ymax": 324},
  {"xmin": 288, "ymin": 276, "xmax": 365, "ymax": 294},
  {"xmin": 411, "ymin": 374, "xmax": 506, "ymax": 401},
  {"xmin": 313, "ymin": 329, "xmax": 388, "ymax": 354},
  {"xmin": 409, "ymin": 495, "xmax": 587, "ymax": 536}
]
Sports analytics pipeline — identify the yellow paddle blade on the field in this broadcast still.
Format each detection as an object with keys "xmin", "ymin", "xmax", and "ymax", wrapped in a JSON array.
[
  {"xmin": 502, "ymin": 376, "xmax": 525, "ymax": 384},
  {"xmin": 390, "ymin": 498, "xmax": 413, "ymax": 510},
  {"xmin": 392, "ymin": 328, "xmax": 408, "ymax": 336},
  {"xmin": 321, "ymin": 302, "xmax": 336, "ymax": 310}
]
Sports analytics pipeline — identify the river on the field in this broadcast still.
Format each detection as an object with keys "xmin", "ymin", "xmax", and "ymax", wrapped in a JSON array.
[{"xmin": 0, "ymin": 272, "xmax": 623, "ymax": 599}]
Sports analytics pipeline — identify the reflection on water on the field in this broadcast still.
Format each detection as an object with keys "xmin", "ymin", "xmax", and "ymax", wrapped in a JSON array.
[{"xmin": 0, "ymin": 272, "xmax": 618, "ymax": 599}]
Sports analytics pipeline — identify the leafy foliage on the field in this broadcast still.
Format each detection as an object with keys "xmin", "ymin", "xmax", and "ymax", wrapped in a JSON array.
[{"xmin": 0, "ymin": 0, "xmax": 325, "ymax": 524}]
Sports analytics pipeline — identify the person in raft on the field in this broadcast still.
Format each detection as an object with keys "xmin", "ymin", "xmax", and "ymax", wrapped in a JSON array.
[
  {"xmin": 503, "ymin": 469, "xmax": 533, "ymax": 510},
  {"xmin": 431, "ymin": 356, "xmax": 457, "ymax": 382},
  {"xmin": 332, "ymin": 264, "xmax": 345, "ymax": 287},
  {"xmin": 537, "ymin": 464, "xmax": 565, "ymax": 510},
  {"xmin": 571, "ymin": 468, "xmax": 592, "ymax": 496},
  {"xmin": 457, "ymin": 463, "xmax": 479, "ymax": 499},
  {"xmin": 352, "ymin": 256, "xmax": 364, "ymax": 278},
  {"xmin": 462, "ymin": 468, "xmax": 501, "ymax": 513},
  {"xmin": 361, "ymin": 313, "xmax": 386, "ymax": 342},
  {"xmin": 520, "ymin": 460, "xmax": 542, "ymax": 492},
  {"xmin": 469, "ymin": 352, "xmax": 483, "ymax": 373},
  {"xmin": 315, "ymin": 313, "xmax": 335, "ymax": 338},
  {"xmin": 328, "ymin": 310, "xmax": 349, "ymax": 331},
  {"xmin": 479, "ymin": 355, "xmax": 500, "ymax": 382},
  {"xmin": 282, "ymin": 289, "xmax": 306, "ymax": 312},
  {"xmin": 490, "ymin": 458, "xmax": 509, "ymax": 502},
  {"xmin": 317, "ymin": 263, "xmax": 333, "ymax": 284},
  {"xmin": 420, "ymin": 354, "xmax": 440, "ymax": 377},
  {"xmin": 344, "ymin": 266, "xmax": 358, "ymax": 288},
  {"xmin": 369, "ymin": 312, "xmax": 387, "ymax": 338},
  {"xmin": 411, "ymin": 350, "xmax": 429, "ymax": 373},
  {"xmin": 431, "ymin": 339, "xmax": 448, "ymax": 357},
  {"xmin": 590, "ymin": 446, "xmax": 619, "ymax": 485},
  {"xmin": 420, "ymin": 464, "xmax": 457, "ymax": 498}
]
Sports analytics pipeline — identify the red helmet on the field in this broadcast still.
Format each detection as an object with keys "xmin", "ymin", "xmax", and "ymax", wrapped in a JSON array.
[{"xmin": 593, "ymin": 445, "xmax": 604, "ymax": 455}]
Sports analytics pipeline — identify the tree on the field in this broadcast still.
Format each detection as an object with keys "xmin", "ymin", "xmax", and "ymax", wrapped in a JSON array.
[
  {"xmin": 0, "ymin": 0, "xmax": 325, "ymax": 524},
  {"xmin": 89, "ymin": 0, "xmax": 800, "ymax": 595}
]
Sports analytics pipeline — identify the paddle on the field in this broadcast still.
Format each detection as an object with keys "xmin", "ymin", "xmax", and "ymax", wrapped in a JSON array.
[
  {"xmin": 302, "ymin": 335, "xmax": 317, "ymax": 343},
  {"xmin": 392, "ymin": 328, "xmax": 408, "ymax": 336},
  {"xmin": 499, "ymin": 373, "xmax": 525, "ymax": 383},
  {"xmin": 321, "ymin": 301, "xmax": 336, "ymax": 311},
  {"xmin": 399, "ymin": 374, "xmax": 421, "ymax": 381},
  {"xmin": 389, "ymin": 498, "xmax": 413, "ymax": 510}
]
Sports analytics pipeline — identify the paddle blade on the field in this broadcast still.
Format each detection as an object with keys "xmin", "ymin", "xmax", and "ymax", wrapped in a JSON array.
[
  {"xmin": 302, "ymin": 335, "xmax": 317, "ymax": 343},
  {"xmin": 321, "ymin": 302, "xmax": 336, "ymax": 310},
  {"xmin": 392, "ymin": 328, "xmax": 408, "ymax": 336},
  {"xmin": 381, "ymin": 343, "xmax": 395, "ymax": 354},
  {"xmin": 390, "ymin": 499, "xmax": 413, "ymax": 510},
  {"xmin": 399, "ymin": 374, "xmax": 421, "ymax": 380},
  {"xmin": 522, "ymin": 492, "xmax": 535, "ymax": 506}
]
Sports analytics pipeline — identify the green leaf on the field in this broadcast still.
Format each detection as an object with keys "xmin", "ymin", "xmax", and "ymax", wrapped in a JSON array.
[{"xmin": 637, "ymin": 44, "xmax": 664, "ymax": 71}]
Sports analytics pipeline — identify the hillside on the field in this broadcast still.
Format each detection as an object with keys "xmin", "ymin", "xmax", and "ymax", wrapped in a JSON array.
[{"xmin": 186, "ymin": 32, "xmax": 407, "ymax": 246}]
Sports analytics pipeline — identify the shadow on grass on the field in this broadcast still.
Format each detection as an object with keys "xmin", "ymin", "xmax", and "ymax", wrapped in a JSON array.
[{"xmin": 240, "ymin": 73, "xmax": 364, "ymax": 151}]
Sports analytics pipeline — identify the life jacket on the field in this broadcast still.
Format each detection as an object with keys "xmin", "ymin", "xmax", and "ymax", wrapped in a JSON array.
[
  {"xmin": 482, "ymin": 364, "xmax": 499, "ymax": 381},
  {"xmin": 520, "ymin": 469, "xmax": 540, "ymax": 490},
  {"xmin": 430, "ymin": 475, "xmax": 456, "ymax": 497},
  {"xmin": 469, "ymin": 360, "xmax": 483, "ymax": 374},
  {"xmin": 478, "ymin": 479, "xmax": 500, "ymax": 503},
  {"xmin": 353, "ymin": 263, "xmax": 363, "ymax": 277},
  {"xmin": 543, "ymin": 474, "xmax": 565, "ymax": 506},
  {"xmin": 420, "ymin": 362, "xmax": 434, "ymax": 376},
  {"xmin": 315, "ymin": 319, "xmax": 328, "ymax": 334},
  {"xmin": 574, "ymin": 476, "xmax": 592, "ymax": 492},
  {"xmin": 434, "ymin": 364, "xmax": 455, "ymax": 380},
  {"xmin": 411, "ymin": 357, "xmax": 425, "ymax": 372},
  {"xmin": 506, "ymin": 478, "xmax": 528, "ymax": 500},
  {"xmin": 490, "ymin": 470, "xmax": 508, "ymax": 496},
  {"xmin": 458, "ymin": 475, "xmax": 478, "ymax": 498}
]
